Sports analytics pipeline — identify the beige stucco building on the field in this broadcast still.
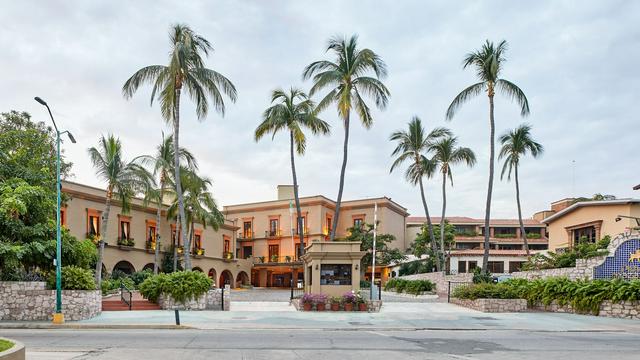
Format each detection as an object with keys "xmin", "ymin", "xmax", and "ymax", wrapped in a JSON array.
[
  {"xmin": 541, "ymin": 198, "xmax": 640, "ymax": 252},
  {"xmin": 61, "ymin": 181, "xmax": 252, "ymax": 287}
]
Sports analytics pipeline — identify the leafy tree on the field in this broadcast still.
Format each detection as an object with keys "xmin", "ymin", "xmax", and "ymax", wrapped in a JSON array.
[
  {"xmin": 303, "ymin": 35, "xmax": 390, "ymax": 241},
  {"xmin": 389, "ymin": 117, "xmax": 450, "ymax": 271},
  {"xmin": 499, "ymin": 124, "xmax": 543, "ymax": 256},
  {"xmin": 88, "ymin": 135, "xmax": 150, "ymax": 284},
  {"xmin": 340, "ymin": 223, "xmax": 405, "ymax": 272},
  {"xmin": 446, "ymin": 40, "xmax": 530, "ymax": 271},
  {"xmin": 410, "ymin": 221, "xmax": 456, "ymax": 270},
  {"xmin": 429, "ymin": 136, "xmax": 475, "ymax": 269},
  {"xmin": 123, "ymin": 24, "xmax": 237, "ymax": 270},
  {"xmin": 255, "ymin": 88, "xmax": 330, "ymax": 255}
]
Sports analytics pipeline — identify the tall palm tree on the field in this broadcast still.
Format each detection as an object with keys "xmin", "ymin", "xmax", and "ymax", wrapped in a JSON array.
[
  {"xmin": 88, "ymin": 135, "xmax": 150, "ymax": 284},
  {"xmin": 430, "ymin": 136, "xmax": 476, "ymax": 270},
  {"xmin": 445, "ymin": 40, "xmax": 529, "ymax": 271},
  {"xmin": 122, "ymin": 24, "xmax": 237, "ymax": 270},
  {"xmin": 389, "ymin": 117, "xmax": 451, "ymax": 271},
  {"xmin": 498, "ymin": 124, "xmax": 543, "ymax": 256},
  {"xmin": 140, "ymin": 134, "xmax": 198, "ymax": 274},
  {"xmin": 255, "ymin": 88, "xmax": 330, "ymax": 256},
  {"xmin": 303, "ymin": 34, "xmax": 390, "ymax": 241}
]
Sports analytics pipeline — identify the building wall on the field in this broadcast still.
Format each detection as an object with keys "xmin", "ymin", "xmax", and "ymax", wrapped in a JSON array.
[
  {"xmin": 448, "ymin": 255, "xmax": 529, "ymax": 274},
  {"xmin": 547, "ymin": 204, "xmax": 637, "ymax": 251}
]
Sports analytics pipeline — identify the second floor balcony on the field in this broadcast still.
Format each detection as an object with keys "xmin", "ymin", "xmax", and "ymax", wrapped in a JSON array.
[{"xmin": 253, "ymin": 255, "xmax": 301, "ymax": 264}]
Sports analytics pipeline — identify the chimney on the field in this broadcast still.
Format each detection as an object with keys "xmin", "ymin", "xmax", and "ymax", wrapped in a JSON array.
[
  {"xmin": 551, "ymin": 198, "xmax": 575, "ymax": 212},
  {"xmin": 277, "ymin": 185, "xmax": 295, "ymax": 201}
]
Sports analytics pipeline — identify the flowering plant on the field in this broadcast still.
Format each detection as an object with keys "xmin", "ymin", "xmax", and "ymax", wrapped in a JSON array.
[
  {"xmin": 301, "ymin": 293, "xmax": 315, "ymax": 305},
  {"xmin": 342, "ymin": 291, "xmax": 357, "ymax": 304},
  {"xmin": 354, "ymin": 290, "xmax": 366, "ymax": 304},
  {"xmin": 313, "ymin": 294, "xmax": 327, "ymax": 305}
]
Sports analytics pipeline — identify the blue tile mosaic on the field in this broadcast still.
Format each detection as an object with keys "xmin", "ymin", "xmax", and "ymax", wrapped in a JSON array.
[{"xmin": 593, "ymin": 238, "xmax": 640, "ymax": 280}]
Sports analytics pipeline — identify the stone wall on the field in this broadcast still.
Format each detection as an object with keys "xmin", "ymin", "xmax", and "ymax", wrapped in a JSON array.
[
  {"xmin": 0, "ymin": 282, "xmax": 101, "ymax": 321},
  {"xmin": 510, "ymin": 257, "xmax": 605, "ymax": 280},
  {"xmin": 158, "ymin": 286, "xmax": 230, "ymax": 311},
  {"xmin": 451, "ymin": 298, "xmax": 528, "ymax": 313},
  {"xmin": 531, "ymin": 300, "xmax": 640, "ymax": 320},
  {"xmin": 398, "ymin": 272, "xmax": 473, "ymax": 296}
]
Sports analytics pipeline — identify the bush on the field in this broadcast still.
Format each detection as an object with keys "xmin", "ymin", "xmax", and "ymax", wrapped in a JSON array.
[
  {"xmin": 130, "ymin": 269, "xmax": 153, "ymax": 287},
  {"xmin": 47, "ymin": 266, "xmax": 96, "ymax": 290},
  {"xmin": 521, "ymin": 236, "xmax": 610, "ymax": 271},
  {"xmin": 384, "ymin": 278, "xmax": 435, "ymax": 295},
  {"xmin": 452, "ymin": 282, "xmax": 518, "ymax": 300},
  {"xmin": 360, "ymin": 280, "xmax": 370, "ymax": 288},
  {"xmin": 139, "ymin": 271, "xmax": 212, "ymax": 304},
  {"xmin": 472, "ymin": 267, "xmax": 492, "ymax": 284}
]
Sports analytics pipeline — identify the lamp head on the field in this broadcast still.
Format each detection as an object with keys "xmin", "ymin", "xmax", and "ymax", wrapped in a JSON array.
[
  {"xmin": 34, "ymin": 97, "xmax": 47, "ymax": 106},
  {"xmin": 615, "ymin": 217, "xmax": 622, "ymax": 222},
  {"xmin": 67, "ymin": 132, "xmax": 76, "ymax": 144}
]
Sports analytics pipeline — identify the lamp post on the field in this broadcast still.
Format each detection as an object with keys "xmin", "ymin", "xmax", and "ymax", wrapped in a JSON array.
[{"xmin": 34, "ymin": 97, "xmax": 76, "ymax": 324}]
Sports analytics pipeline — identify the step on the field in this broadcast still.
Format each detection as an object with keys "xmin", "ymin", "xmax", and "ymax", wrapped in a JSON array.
[{"xmin": 102, "ymin": 299, "xmax": 161, "ymax": 311}]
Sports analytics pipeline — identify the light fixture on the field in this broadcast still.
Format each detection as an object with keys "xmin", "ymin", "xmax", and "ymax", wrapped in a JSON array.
[{"xmin": 355, "ymin": 264, "xmax": 359, "ymax": 270}]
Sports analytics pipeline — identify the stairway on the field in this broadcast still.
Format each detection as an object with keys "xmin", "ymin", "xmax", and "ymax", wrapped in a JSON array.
[{"xmin": 102, "ymin": 293, "xmax": 161, "ymax": 311}]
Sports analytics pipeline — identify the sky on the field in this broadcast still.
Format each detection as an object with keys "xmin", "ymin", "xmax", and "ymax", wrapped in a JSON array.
[{"xmin": 1, "ymin": 0, "xmax": 638, "ymax": 219}]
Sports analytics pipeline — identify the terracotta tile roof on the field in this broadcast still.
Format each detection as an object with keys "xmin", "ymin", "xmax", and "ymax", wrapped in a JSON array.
[
  {"xmin": 449, "ymin": 249, "xmax": 531, "ymax": 257},
  {"xmin": 407, "ymin": 216, "xmax": 543, "ymax": 226}
]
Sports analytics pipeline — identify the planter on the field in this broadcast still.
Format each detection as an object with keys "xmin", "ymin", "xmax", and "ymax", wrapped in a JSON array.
[
  {"xmin": 330, "ymin": 303, "xmax": 340, "ymax": 311},
  {"xmin": 344, "ymin": 302, "xmax": 354, "ymax": 311},
  {"xmin": 316, "ymin": 303, "xmax": 326, "ymax": 311},
  {"xmin": 303, "ymin": 302, "xmax": 312, "ymax": 311},
  {"xmin": 0, "ymin": 338, "xmax": 25, "ymax": 360},
  {"xmin": 358, "ymin": 303, "xmax": 367, "ymax": 312}
]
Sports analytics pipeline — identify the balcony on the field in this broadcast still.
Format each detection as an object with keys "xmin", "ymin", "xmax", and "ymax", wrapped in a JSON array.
[
  {"xmin": 238, "ymin": 231, "xmax": 253, "ymax": 240},
  {"xmin": 222, "ymin": 251, "xmax": 234, "ymax": 261},
  {"xmin": 253, "ymin": 255, "xmax": 300, "ymax": 264},
  {"xmin": 145, "ymin": 239, "xmax": 157, "ymax": 253},
  {"xmin": 265, "ymin": 229, "xmax": 282, "ymax": 238},
  {"xmin": 193, "ymin": 248, "xmax": 205, "ymax": 257},
  {"xmin": 117, "ymin": 237, "xmax": 135, "ymax": 249}
]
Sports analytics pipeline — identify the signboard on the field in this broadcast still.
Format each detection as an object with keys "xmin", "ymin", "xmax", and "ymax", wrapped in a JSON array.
[{"xmin": 593, "ymin": 238, "xmax": 640, "ymax": 280}]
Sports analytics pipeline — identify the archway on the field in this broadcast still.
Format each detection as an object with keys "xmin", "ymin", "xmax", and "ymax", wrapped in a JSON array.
[
  {"xmin": 142, "ymin": 263, "xmax": 155, "ymax": 272},
  {"xmin": 208, "ymin": 268, "xmax": 217, "ymax": 286},
  {"xmin": 236, "ymin": 271, "xmax": 249, "ymax": 287},
  {"xmin": 193, "ymin": 267, "xmax": 203, "ymax": 272},
  {"xmin": 219, "ymin": 270, "xmax": 233, "ymax": 288},
  {"xmin": 113, "ymin": 260, "xmax": 135, "ymax": 275}
]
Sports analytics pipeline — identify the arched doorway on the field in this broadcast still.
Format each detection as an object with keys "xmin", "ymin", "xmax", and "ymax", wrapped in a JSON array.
[
  {"xmin": 142, "ymin": 263, "xmax": 155, "ymax": 272},
  {"xmin": 208, "ymin": 269, "xmax": 217, "ymax": 286},
  {"xmin": 219, "ymin": 270, "xmax": 233, "ymax": 288},
  {"xmin": 193, "ymin": 267, "xmax": 203, "ymax": 272},
  {"xmin": 236, "ymin": 271, "xmax": 249, "ymax": 287},
  {"xmin": 113, "ymin": 261, "xmax": 135, "ymax": 275}
]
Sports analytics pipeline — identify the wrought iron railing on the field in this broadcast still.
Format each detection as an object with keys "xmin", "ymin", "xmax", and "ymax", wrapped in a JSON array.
[{"xmin": 120, "ymin": 282, "xmax": 133, "ymax": 310}]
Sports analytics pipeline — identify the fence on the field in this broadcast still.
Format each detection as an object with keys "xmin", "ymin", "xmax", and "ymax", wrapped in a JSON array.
[{"xmin": 447, "ymin": 281, "xmax": 473, "ymax": 303}]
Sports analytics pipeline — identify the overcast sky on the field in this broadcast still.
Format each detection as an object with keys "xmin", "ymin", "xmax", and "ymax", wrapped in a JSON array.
[{"xmin": 1, "ymin": 0, "xmax": 638, "ymax": 219}]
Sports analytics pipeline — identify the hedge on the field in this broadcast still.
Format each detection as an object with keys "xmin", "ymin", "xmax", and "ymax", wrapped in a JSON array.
[
  {"xmin": 47, "ymin": 265, "xmax": 96, "ymax": 291},
  {"xmin": 452, "ymin": 277, "xmax": 640, "ymax": 314},
  {"xmin": 139, "ymin": 271, "xmax": 212, "ymax": 303},
  {"xmin": 384, "ymin": 278, "xmax": 435, "ymax": 295}
]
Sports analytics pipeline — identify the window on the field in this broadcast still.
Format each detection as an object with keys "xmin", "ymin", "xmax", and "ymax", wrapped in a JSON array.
[
  {"xmin": 487, "ymin": 261, "xmax": 504, "ymax": 273},
  {"xmin": 498, "ymin": 244, "xmax": 521, "ymax": 250},
  {"xmin": 308, "ymin": 266, "xmax": 313, "ymax": 286},
  {"xmin": 509, "ymin": 261, "xmax": 524, "ymax": 273},
  {"xmin": 573, "ymin": 226, "xmax": 596, "ymax": 244},
  {"xmin": 194, "ymin": 233, "xmax": 202, "ymax": 250},
  {"xmin": 171, "ymin": 224, "xmax": 181, "ymax": 246},
  {"xmin": 320, "ymin": 264, "xmax": 352, "ymax": 285},
  {"xmin": 87, "ymin": 210, "xmax": 100, "ymax": 237},
  {"xmin": 268, "ymin": 245, "xmax": 279, "ymax": 262},
  {"xmin": 353, "ymin": 218, "xmax": 364, "ymax": 229},
  {"xmin": 468, "ymin": 261, "xmax": 478, "ymax": 271},
  {"xmin": 243, "ymin": 221, "xmax": 252, "ymax": 238},
  {"xmin": 456, "ymin": 242, "xmax": 478, "ymax": 249},
  {"xmin": 119, "ymin": 219, "xmax": 131, "ymax": 240},
  {"xmin": 529, "ymin": 244, "xmax": 548, "ymax": 250},
  {"xmin": 224, "ymin": 238, "xmax": 231, "ymax": 253},
  {"xmin": 324, "ymin": 216, "xmax": 332, "ymax": 235},
  {"xmin": 269, "ymin": 218, "xmax": 279, "ymax": 237},
  {"xmin": 457, "ymin": 261, "xmax": 467, "ymax": 273},
  {"xmin": 297, "ymin": 216, "xmax": 306, "ymax": 235},
  {"xmin": 243, "ymin": 246, "xmax": 253, "ymax": 259},
  {"xmin": 146, "ymin": 220, "xmax": 157, "ymax": 250}
]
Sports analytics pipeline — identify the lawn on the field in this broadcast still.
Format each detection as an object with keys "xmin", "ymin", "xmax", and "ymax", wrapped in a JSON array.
[{"xmin": 0, "ymin": 339, "xmax": 14, "ymax": 352}]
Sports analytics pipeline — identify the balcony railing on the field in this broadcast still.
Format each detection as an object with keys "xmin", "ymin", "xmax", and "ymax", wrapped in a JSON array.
[
  {"xmin": 193, "ymin": 248, "xmax": 205, "ymax": 256},
  {"xmin": 266, "ymin": 229, "xmax": 282, "ymax": 238},
  {"xmin": 238, "ymin": 231, "xmax": 253, "ymax": 240},
  {"xmin": 253, "ymin": 255, "xmax": 301, "ymax": 264},
  {"xmin": 223, "ymin": 251, "xmax": 234, "ymax": 260},
  {"xmin": 117, "ymin": 238, "xmax": 135, "ymax": 247},
  {"xmin": 145, "ymin": 239, "xmax": 156, "ymax": 251}
]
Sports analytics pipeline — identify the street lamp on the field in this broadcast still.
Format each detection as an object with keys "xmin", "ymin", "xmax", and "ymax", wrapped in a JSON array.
[{"xmin": 34, "ymin": 96, "xmax": 76, "ymax": 324}]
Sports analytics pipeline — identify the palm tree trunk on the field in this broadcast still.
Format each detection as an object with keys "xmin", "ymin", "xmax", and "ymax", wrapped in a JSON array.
[
  {"xmin": 440, "ymin": 172, "xmax": 447, "ymax": 273},
  {"xmin": 290, "ymin": 131, "xmax": 305, "ymax": 259},
  {"xmin": 173, "ymin": 88, "xmax": 191, "ymax": 270},
  {"xmin": 418, "ymin": 177, "xmax": 439, "ymax": 272},
  {"xmin": 153, "ymin": 185, "xmax": 164, "ymax": 275},
  {"xmin": 173, "ymin": 216, "xmax": 180, "ymax": 272},
  {"xmin": 95, "ymin": 188, "xmax": 113, "ymax": 284},
  {"xmin": 482, "ymin": 90, "xmax": 495, "ymax": 271},
  {"xmin": 515, "ymin": 165, "xmax": 530, "ymax": 256},
  {"xmin": 330, "ymin": 112, "xmax": 350, "ymax": 241}
]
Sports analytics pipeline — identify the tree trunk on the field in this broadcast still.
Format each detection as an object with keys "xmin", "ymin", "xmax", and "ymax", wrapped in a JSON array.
[
  {"xmin": 153, "ymin": 184, "xmax": 164, "ymax": 275},
  {"xmin": 290, "ymin": 131, "xmax": 305, "ymax": 259},
  {"xmin": 330, "ymin": 112, "xmax": 350, "ymax": 241},
  {"xmin": 418, "ymin": 177, "xmax": 439, "ymax": 272},
  {"xmin": 173, "ymin": 216, "xmax": 180, "ymax": 272},
  {"xmin": 95, "ymin": 187, "xmax": 113, "ymax": 285},
  {"xmin": 440, "ymin": 171, "xmax": 447, "ymax": 272},
  {"xmin": 482, "ymin": 90, "xmax": 495, "ymax": 271},
  {"xmin": 515, "ymin": 165, "xmax": 530, "ymax": 256},
  {"xmin": 173, "ymin": 88, "xmax": 191, "ymax": 270}
]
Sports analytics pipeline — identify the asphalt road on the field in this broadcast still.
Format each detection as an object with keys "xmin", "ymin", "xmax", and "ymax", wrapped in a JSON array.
[{"xmin": 4, "ymin": 328, "xmax": 640, "ymax": 360}]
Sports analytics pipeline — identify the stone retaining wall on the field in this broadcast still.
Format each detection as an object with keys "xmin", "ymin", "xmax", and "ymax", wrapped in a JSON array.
[
  {"xmin": 158, "ymin": 286, "xmax": 230, "ymax": 311},
  {"xmin": 530, "ymin": 300, "xmax": 640, "ymax": 320},
  {"xmin": 291, "ymin": 299, "xmax": 382, "ymax": 312},
  {"xmin": 451, "ymin": 298, "xmax": 528, "ymax": 313},
  {"xmin": 0, "ymin": 282, "xmax": 101, "ymax": 321},
  {"xmin": 510, "ymin": 257, "xmax": 604, "ymax": 280},
  {"xmin": 398, "ymin": 272, "xmax": 473, "ymax": 296}
]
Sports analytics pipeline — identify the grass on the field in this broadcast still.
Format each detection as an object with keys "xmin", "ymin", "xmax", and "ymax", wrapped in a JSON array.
[{"xmin": 0, "ymin": 339, "xmax": 14, "ymax": 352}]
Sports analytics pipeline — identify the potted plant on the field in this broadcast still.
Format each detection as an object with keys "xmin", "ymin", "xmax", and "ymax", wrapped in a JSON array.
[
  {"xmin": 270, "ymin": 254, "xmax": 279, "ymax": 263},
  {"xmin": 314, "ymin": 294, "xmax": 327, "ymax": 311},
  {"xmin": 342, "ymin": 291, "xmax": 356, "ymax": 311},
  {"xmin": 300, "ymin": 293, "xmax": 314, "ymax": 311},
  {"xmin": 285, "ymin": 255, "xmax": 292, "ymax": 263},
  {"xmin": 330, "ymin": 296, "xmax": 342, "ymax": 311},
  {"xmin": 258, "ymin": 256, "xmax": 265, "ymax": 263},
  {"xmin": 355, "ymin": 290, "xmax": 367, "ymax": 311}
]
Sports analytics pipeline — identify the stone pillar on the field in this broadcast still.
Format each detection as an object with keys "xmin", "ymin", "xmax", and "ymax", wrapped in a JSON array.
[
  {"xmin": 516, "ymin": 228, "xmax": 521, "ymax": 239},
  {"xmin": 490, "ymin": 227, "xmax": 495, "ymax": 237},
  {"xmin": 258, "ymin": 269, "xmax": 268, "ymax": 287}
]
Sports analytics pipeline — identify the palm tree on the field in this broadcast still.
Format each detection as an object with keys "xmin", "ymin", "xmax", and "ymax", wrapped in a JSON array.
[
  {"xmin": 445, "ymin": 40, "xmax": 529, "ymax": 271},
  {"xmin": 389, "ymin": 117, "xmax": 451, "ymax": 271},
  {"xmin": 303, "ymin": 34, "xmax": 390, "ymax": 241},
  {"xmin": 88, "ymin": 135, "xmax": 150, "ymax": 284},
  {"xmin": 498, "ymin": 124, "xmax": 543, "ymax": 256},
  {"xmin": 140, "ymin": 134, "xmax": 198, "ymax": 274},
  {"xmin": 255, "ymin": 88, "xmax": 330, "ymax": 256},
  {"xmin": 430, "ymin": 136, "xmax": 476, "ymax": 270},
  {"xmin": 122, "ymin": 24, "xmax": 237, "ymax": 270}
]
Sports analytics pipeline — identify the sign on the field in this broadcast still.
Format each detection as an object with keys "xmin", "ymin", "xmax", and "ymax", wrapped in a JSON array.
[{"xmin": 593, "ymin": 238, "xmax": 640, "ymax": 280}]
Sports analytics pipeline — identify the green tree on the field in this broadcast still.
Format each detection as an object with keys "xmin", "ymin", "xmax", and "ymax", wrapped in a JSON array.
[
  {"xmin": 446, "ymin": 40, "xmax": 530, "ymax": 271},
  {"xmin": 88, "ymin": 135, "xmax": 150, "ymax": 284},
  {"xmin": 303, "ymin": 35, "xmax": 390, "ymax": 241},
  {"xmin": 389, "ymin": 117, "xmax": 451, "ymax": 271},
  {"xmin": 410, "ymin": 221, "xmax": 456, "ymax": 269},
  {"xmin": 140, "ymin": 134, "xmax": 197, "ymax": 274},
  {"xmin": 122, "ymin": 24, "xmax": 237, "ymax": 270},
  {"xmin": 255, "ymin": 88, "xmax": 330, "ymax": 255},
  {"xmin": 498, "ymin": 124, "xmax": 543, "ymax": 256},
  {"xmin": 429, "ymin": 136, "xmax": 475, "ymax": 269},
  {"xmin": 341, "ymin": 223, "xmax": 406, "ymax": 274}
]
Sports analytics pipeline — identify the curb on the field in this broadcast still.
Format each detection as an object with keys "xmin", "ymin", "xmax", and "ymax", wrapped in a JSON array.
[{"xmin": 0, "ymin": 324, "xmax": 191, "ymax": 330}]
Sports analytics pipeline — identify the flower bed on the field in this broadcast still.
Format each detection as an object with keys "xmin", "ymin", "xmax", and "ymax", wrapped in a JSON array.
[{"xmin": 296, "ymin": 291, "xmax": 379, "ymax": 312}]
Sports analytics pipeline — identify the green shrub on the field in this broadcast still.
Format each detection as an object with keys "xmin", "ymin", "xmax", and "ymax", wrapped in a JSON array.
[
  {"xmin": 472, "ymin": 267, "xmax": 492, "ymax": 284},
  {"xmin": 47, "ymin": 266, "xmax": 95, "ymax": 290},
  {"xmin": 139, "ymin": 271, "xmax": 212, "ymax": 304},
  {"xmin": 360, "ymin": 280, "xmax": 370, "ymax": 288},
  {"xmin": 130, "ymin": 269, "xmax": 153, "ymax": 287},
  {"xmin": 384, "ymin": 278, "xmax": 435, "ymax": 294},
  {"xmin": 452, "ymin": 282, "xmax": 517, "ymax": 300},
  {"xmin": 521, "ymin": 236, "xmax": 610, "ymax": 271}
]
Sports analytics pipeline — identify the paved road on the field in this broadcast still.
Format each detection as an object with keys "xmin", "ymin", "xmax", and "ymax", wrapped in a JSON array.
[{"xmin": 5, "ymin": 328, "xmax": 640, "ymax": 359}]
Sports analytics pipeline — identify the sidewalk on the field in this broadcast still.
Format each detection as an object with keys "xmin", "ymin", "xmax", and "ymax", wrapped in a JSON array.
[{"xmin": 2, "ymin": 302, "xmax": 640, "ymax": 333}]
